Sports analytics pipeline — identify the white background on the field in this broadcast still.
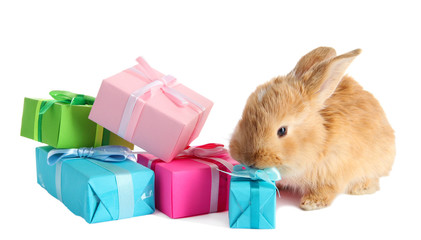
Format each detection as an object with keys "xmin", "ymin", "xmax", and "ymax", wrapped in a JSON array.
[{"xmin": 1, "ymin": 0, "xmax": 420, "ymax": 239}]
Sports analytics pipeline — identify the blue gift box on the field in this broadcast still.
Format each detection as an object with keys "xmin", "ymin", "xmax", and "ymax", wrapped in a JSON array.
[
  {"xmin": 229, "ymin": 178, "xmax": 277, "ymax": 229},
  {"xmin": 36, "ymin": 146, "xmax": 155, "ymax": 223},
  {"xmin": 226, "ymin": 164, "xmax": 281, "ymax": 229}
]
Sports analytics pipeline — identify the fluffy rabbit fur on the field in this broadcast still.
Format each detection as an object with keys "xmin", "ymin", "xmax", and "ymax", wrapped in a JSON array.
[{"xmin": 229, "ymin": 47, "xmax": 395, "ymax": 210}]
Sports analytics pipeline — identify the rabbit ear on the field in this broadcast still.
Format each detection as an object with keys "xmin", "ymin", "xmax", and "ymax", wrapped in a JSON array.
[
  {"xmin": 305, "ymin": 49, "xmax": 361, "ymax": 104},
  {"xmin": 292, "ymin": 47, "xmax": 337, "ymax": 78}
]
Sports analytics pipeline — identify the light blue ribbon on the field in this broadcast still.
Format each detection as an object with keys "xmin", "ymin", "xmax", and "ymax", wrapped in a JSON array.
[
  {"xmin": 250, "ymin": 181, "xmax": 260, "ymax": 229},
  {"xmin": 219, "ymin": 164, "xmax": 281, "ymax": 185},
  {"xmin": 47, "ymin": 145, "xmax": 136, "ymax": 220},
  {"xmin": 219, "ymin": 165, "xmax": 281, "ymax": 229}
]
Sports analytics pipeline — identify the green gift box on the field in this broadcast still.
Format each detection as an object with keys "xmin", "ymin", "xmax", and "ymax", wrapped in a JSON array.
[{"xmin": 21, "ymin": 90, "xmax": 133, "ymax": 149}]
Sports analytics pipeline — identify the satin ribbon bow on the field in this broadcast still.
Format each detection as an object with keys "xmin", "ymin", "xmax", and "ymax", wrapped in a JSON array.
[
  {"xmin": 47, "ymin": 145, "xmax": 136, "ymax": 165},
  {"xmin": 143, "ymin": 143, "xmax": 233, "ymax": 169},
  {"xmin": 40, "ymin": 90, "xmax": 95, "ymax": 115},
  {"xmin": 177, "ymin": 143, "xmax": 234, "ymax": 172},
  {"xmin": 179, "ymin": 143, "xmax": 228, "ymax": 158},
  {"xmin": 230, "ymin": 165, "xmax": 281, "ymax": 183},
  {"xmin": 128, "ymin": 57, "xmax": 191, "ymax": 107},
  {"xmin": 218, "ymin": 164, "xmax": 281, "ymax": 193}
]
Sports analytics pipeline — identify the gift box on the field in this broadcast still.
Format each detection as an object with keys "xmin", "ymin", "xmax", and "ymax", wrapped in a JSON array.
[
  {"xmin": 89, "ymin": 57, "xmax": 213, "ymax": 162},
  {"xmin": 137, "ymin": 144, "xmax": 238, "ymax": 218},
  {"xmin": 228, "ymin": 165, "xmax": 281, "ymax": 229},
  {"xmin": 21, "ymin": 91, "xmax": 133, "ymax": 149},
  {"xmin": 36, "ymin": 145, "xmax": 155, "ymax": 223}
]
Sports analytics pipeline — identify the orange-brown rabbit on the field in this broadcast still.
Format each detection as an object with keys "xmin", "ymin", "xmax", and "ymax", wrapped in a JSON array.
[{"xmin": 229, "ymin": 47, "xmax": 395, "ymax": 210}]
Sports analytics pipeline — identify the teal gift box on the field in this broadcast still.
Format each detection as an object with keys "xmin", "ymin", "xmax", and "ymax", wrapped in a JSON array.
[
  {"xmin": 36, "ymin": 146, "xmax": 155, "ymax": 223},
  {"xmin": 227, "ymin": 165, "xmax": 280, "ymax": 229}
]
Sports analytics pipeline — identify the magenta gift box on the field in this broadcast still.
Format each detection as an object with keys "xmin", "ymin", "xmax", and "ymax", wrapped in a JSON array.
[
  {"xmin": 137, "ymin": 144, "xmax": 239, "ymax": 219},
  {"xmin": 89, "ymin": 57, "xmax": 213, "ymax": 162}
]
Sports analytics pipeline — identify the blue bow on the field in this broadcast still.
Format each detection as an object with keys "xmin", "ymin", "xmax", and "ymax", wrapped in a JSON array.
[
  {"xmin": 219, "ymin": 164, "xmax": 281, "ymax": 197},
  {"xmin": 47, "ymin": 145, "xmax": 136, "ymax": 165},
  {"xmin": 219, "ymin": 164, "xmax": 281, "ymax": 183}
]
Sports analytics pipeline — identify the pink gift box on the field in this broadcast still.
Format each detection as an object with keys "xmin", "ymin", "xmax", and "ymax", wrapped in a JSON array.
[
  {"xmin": 137, "ymin": 144, "xmax": 239, "ymax": 219},
  {"xmin": 89, "ymin": 57, "xmax": 213, "ymax": 162}
]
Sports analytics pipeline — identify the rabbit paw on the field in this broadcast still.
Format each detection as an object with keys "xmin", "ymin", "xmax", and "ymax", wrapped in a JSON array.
[
  {"xmin": 348, "ymin": 178, "xmax": 380, "ymax": 195},
  {"xmin": 300, "ymin": 195, "xmax": 329, "ymax": 210},
  {"xmin": 300, "ymin": 188, "xmax": 337, "ymax": 210}
]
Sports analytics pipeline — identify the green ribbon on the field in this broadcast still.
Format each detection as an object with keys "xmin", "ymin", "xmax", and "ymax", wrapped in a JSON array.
[
  {"xmin": 35, "ymin": 90, "xmax": 95, "ymax": 142},
  {"xmin": 102, "ymin": 128, "xmax": 111, "ymax": 145},
  {"xmin": 94, "ymin": 124, "xmax": 104, "ymax": 147},
  {"xmin": 39, "ymin": 90, "xmax": 95, "ymax": 115},
  {"xmin": 33, "ymin": 100, "xmax": 44, "ymax": 141},
  {"xmin": 93, "ymin": 125, "xmax": 111, "ymax": 147}
]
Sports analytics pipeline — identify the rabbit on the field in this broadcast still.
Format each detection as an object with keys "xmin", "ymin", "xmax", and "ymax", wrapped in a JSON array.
[{"xmin": 229, "ymin": 47, "xmax": 395, "ymax": 210}]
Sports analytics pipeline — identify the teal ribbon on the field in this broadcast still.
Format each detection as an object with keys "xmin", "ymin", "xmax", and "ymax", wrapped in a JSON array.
[
  {"xmin": 47, "ymin": 145, "xmax": 136, "ymax": 220},
  {"xmin": 36, "ymin": 90, "xmax": 95, "ymax": 141},
  {"xmin": 250, "ymin": 181, "xmax": 260, "ymax": 229},
  {"xmin": 219, "ymin": 165, "xmax": 281, "ymax": 185},
  {"xmin": 219, "ymin": 165, "xmax": 281, "ymax": 229}
]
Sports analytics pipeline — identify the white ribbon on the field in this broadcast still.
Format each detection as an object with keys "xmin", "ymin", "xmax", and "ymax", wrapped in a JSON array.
[{"xmin": 191, "ymin": 159, "xmax": 220, "ymax": 213}]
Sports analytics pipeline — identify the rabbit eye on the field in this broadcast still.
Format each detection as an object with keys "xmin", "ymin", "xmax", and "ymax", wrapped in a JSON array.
[{"xmin": 277, "ymin": 126, "xmax": 288, "ymax": 137}]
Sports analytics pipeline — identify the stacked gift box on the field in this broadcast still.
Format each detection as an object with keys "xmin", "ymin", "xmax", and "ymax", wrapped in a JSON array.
[{"xmin": 21, "ymin": 57, "xmax": 280, "ymax": 228}]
